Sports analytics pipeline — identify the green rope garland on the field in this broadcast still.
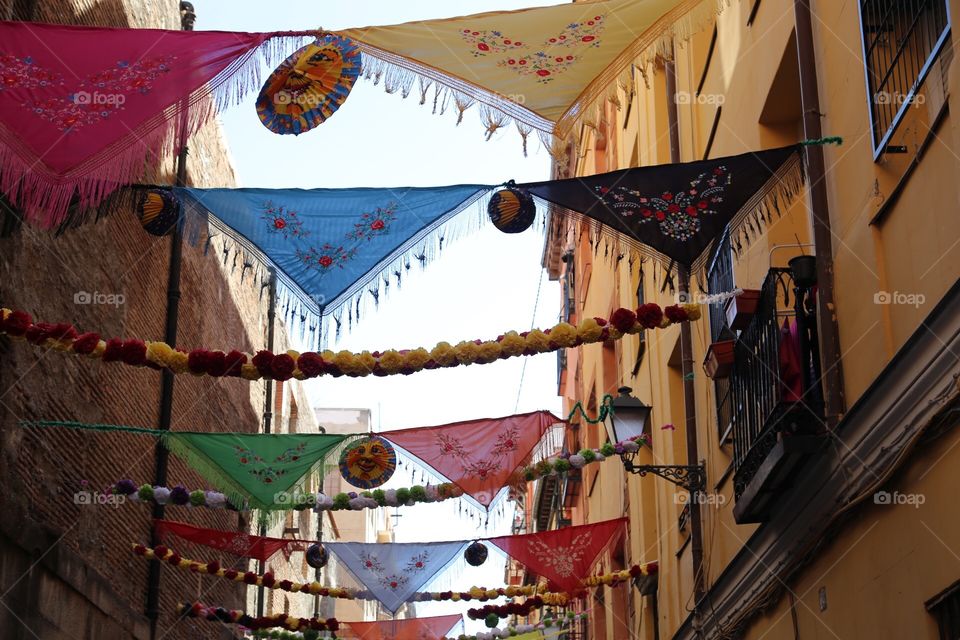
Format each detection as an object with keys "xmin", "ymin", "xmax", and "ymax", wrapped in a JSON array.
[
  {"xmin": 19, "ymin": 421, "xmax": 162, "ymax": 436},
  {"xmin": 566, "ymin": 393, "xmax": 615, "ymax": 425},
  {"xmin": 799, "ymin": 136, "xmax": 843, "ymax": 146}
]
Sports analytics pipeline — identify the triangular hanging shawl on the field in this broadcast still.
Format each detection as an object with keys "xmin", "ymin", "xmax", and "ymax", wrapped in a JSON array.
[
  {"xmin": 520, "ymin": 145, "xmax": 804, "ymax": 268},
  {"xmin": 154, "ymin": 519, "xmax": 308, "ymax": 562},
  {"xmin": 487, "ymin": 517, "xmax": 627, "ymax": 593},
  {"xmin": 174, "ymin": 185, "xmax": 489, "ymax": 318},
  {"xmin": 382, "ymin": 410, "xmax": 561, "ymax": 508},
  {"xmin": 0, "ymin": 21, "xmax": 309, "ymax": 227},
  {"xmin": 344, "ymin": 613, "xmax": 463, "ymax": 640},
  {"xmin": 339, "ymin": 0, "xmax": 720, "ymax": 148},
  {"xmin": 325, "ymin": 541, "xmax": 467, "ymax": 614},
  {"xmin": 161, "ymin": 431, "xmax": 351, "ymax": 510}
]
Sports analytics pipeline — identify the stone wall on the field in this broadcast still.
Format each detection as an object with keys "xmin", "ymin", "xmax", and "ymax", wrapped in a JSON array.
[{"xmin": 0, "ymin": 2, "xmax": 279, "ymax": 639}]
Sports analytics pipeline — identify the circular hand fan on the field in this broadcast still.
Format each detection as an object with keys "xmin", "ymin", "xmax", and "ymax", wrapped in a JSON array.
[
  {"xmin": 488, "ymin": 186, "xmax": 536, "ymax": 233},
  {"xmin": 136, "ymin": 189, "xmax": 181, "ymax": 237},
  {"xmin": 256, "ymin": 34, "xmax": 361, "ymax": 135},
  {"xmin": 339, "ymin": 436, "xmax": 397, "ymax": 489}
]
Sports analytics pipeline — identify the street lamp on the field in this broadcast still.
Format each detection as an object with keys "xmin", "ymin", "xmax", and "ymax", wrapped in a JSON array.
[{"xmin": 608, "ymin": 387, "xmax": 707, "ymax": 494}]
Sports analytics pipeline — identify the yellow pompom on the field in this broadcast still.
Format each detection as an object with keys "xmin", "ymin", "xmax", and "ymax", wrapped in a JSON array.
[
  {"xmin": 499, "ymin": 332, "xmax": 527, "ymax": 357},
  {"xmin": 403, "ymin": 347, "xmax": 431, "ymax": 371},
  {"xmin": 525, "ymin": 329, "xmax": 551, "ymax": 352},
  {"xmin": 683, "ymin": 303, "xmax": 702, "ymax": 320},
  {"xmin": 430, "ymin": 342, "xmax": 458, "ymax": 367},
  {"xmin": 549, "ymin": 322, "xmax": 578, "ymax": 347},
  {"xmin": 577, "ymin": 318, "xmax": 603, "ymax": 342},
  {"xmin": 378, "ymin": 349, "xmax": 405, "ymax": 374}
]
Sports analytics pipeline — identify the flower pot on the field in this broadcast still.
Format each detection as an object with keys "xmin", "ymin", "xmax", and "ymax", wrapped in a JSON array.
[
  {"xmin": 704, "ymin": 340, "xmax": 735, "ymax": 379},
  {"xmin": 724, "ymin": 289, "xmax": 761, "ymax": 331},
  {"xmin": 789, "ymin": 255, "xmax": 817, "ymax": 288}
]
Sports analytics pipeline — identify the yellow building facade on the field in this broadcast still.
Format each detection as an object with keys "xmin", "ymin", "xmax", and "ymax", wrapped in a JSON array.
[{"xmin": 545, "ymin": 0, "xmax": 960, "ymax": 638}]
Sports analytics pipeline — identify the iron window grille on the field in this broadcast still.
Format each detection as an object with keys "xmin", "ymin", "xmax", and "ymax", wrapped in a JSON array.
[{"xmin": 858, "ymin": 0, "xmax": 951, "ymax": 158}]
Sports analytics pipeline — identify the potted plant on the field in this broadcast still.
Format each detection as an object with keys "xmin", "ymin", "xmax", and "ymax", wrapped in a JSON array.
[
  {"xmin": 704, "ymin": 340, "xmax": 736, "ymax": 379},
  {"xmin": 724, "ymin": 289, "xmax": 761, "ymax": 331}
]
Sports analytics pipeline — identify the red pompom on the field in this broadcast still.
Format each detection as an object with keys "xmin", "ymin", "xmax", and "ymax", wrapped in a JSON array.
[
  {"xmin": 297, "ymin": 352, "xmax": 324, "ymax": 377},
  {"xmin": 636, "ymin": 303, "xmax": 664, "ymax": 329},
  {"xmin": 242, "ymin": 571, "xmax": 258, "ymax": 585},
  {"xmin": 278, "ymin": 580, "xmax": 293, "ymax": 591},
  {"xmin": 327, "ymin": 618, "xmax": 340, "ymax": 632},
  {"xmin": 2, "ymin": 310, "xmax": 32, "ymax": 336},
  {"xmin": 270, "ymin": 353, "xmax": 296, "ymax": 381},
  {"xmin": 205, "ymin": 351, "xmax": 228, "ymax": 377},
  {"xmin": 187, "ymin": 349, "xmax": 211, "ymax": 374},
  {"xmin": 261, "ymin": 572, "xmax": 276, "ymax": 588},
  {"xmin": 153, "ymin": 545, "xmax": 168, "ymax": 557},
  {"xmin": 167, "ymin": 553, "xmax": 182, "ymax": 565},
  {"xmin": 102, "ymin": 338, "xmax": 126, "ymax": 362},
  {"xmin": 120, "ymin": 339, "xmax": 147, "ymax": 366},
  {"xmin": 252, "ymin": 350, "xmax": 274, "ymax": 376},
  {"xmin": 223, "ymin": 569, "xmax": 238, "ymax": 580},
  {"xmin": 610, "ymin": 308, "xmax": 638, "ymax": 333},
  {"xmin": 664, "ymin": 304, "xmax": 689, "ymax": 323},
  {"xmin": 72, "ymin": 332, "xmax": 101, "ymax": 354},
  {"xmin": 133, "ymin": 544, "xmax": 147, "ymax": 555},
  {"xmin": 224, "ymin": 350, "xmax": 247, "ymax": 376}
]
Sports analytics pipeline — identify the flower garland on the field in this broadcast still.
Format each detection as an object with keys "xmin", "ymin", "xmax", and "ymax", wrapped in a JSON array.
[
  {"xmin": 252, "ymin": 631, "xmax": 321, "ymax": 640},
  {"xmin": 469, "ymin": 597, "xmax": 545, "ymax": 626},
  {"xmin": 132, "ymin": 544, "xmax": 569, "ymax": 605},
  {"xmin": 111, "ymin": 479, "xmax": 463, "ymax": 512},
  {"xmin": 176, "ymin": 602, "xmax": 337, "ymax": 633},
  {"xmin": 446, "ymin": 613, "xmax": 588, "ymax": 640},
  {"xmin": 583, "ymin": 561, "xmax": 657, "ymax": 586},
  {"xmin": 0, "ymin": 303, "xmax": 700, "ymax": 382},
  {"xmin": 518, "ymin": 435, "xmax": 648, "ymax": 482}
]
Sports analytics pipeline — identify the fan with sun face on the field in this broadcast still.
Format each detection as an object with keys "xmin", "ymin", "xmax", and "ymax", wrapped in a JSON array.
[
  {"xmin": 256, "ymin": 33, "xmax": 361, "ymax": 135},
  {"xmin": 339, "ymin": 436, "xmax": 397, "ymax": 489}
]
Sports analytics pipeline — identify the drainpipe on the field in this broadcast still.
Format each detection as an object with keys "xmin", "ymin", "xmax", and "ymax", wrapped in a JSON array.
[
  {"xmin": 146, "ymin": 4, "xmax": 194, "ymax": 638},
  {"xmin": 794, "ymin": 0, "xmax": 845, "ymax": 426},
  {"xmin": 666, "ymin": 58, "xmax": 707, "ymax": 615},
  {"xmin": 256, "ymin": 267, "xmax": 278, "ymax": 617}
]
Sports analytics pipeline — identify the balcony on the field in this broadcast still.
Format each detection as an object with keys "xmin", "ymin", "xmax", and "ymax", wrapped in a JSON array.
[{"xmin": 725, "ymin": 267, "xmax": 827, "ymax": 523}]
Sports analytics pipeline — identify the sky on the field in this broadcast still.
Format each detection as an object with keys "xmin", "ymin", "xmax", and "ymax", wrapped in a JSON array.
[{"xmin": 195, "ymin": 0, "xmax": 564, "ymax": 629}]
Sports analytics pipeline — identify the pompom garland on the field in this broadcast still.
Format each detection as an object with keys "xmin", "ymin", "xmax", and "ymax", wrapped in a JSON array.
[
  {"xmin": 112, "ymin": 480, "xmax": 463, "ymax": 512},
  {"xmin": 517, "ymin": 435, "xmax": 648, "ymax": 482},
  {"xmin": 468, "ymin": 597, "xmax": 545, "ymax": 622},
  {"xmin": 0, "ymin": 304, "xmax": 701, "ymax": 382},
  {"xmin": 444, "ymin": 613, "xmax": 589, "ymax": 640},
  {"xmin": 133, "ymin": 544, "xmax": 571, "ymax": 604},
  {"xmin": 176, "ymin": 601, "xmax": 338, "ymax": 632}
]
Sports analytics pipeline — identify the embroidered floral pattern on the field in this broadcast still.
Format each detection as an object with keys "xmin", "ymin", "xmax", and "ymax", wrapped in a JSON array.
[
  {"xmin": 527, "ymin": 531, "xmax": 592, "ymax": 578},
  {"xmin": 499, "ymin": 52, "xmax": 577, "ymax": 83},
  {"xmin": 460, "ymin": 14, "xmax": 605, "ymax": 83},
  {"xmin": 261, "ymin": 202, "xmax": 308, "ymax": 239},
  {"xmin": 357, "ymin": 550, "xmax": 430, "ymax": 591},
  {"xmin": 459, "ymin": 29, "xmax": 525, "ymax": 57},
  {"xmin": 233, "ymin": 442, "xmax": 308, "ymax": 484},
  {"xmin": 544, "ymin": 16, "xmax": 605, "ymax": 47},
  {"xmin": 296, "ymin": 244, "xmax": 357, "ymax": 270},
  {"xmin": 436, "ymin": 433, "xmax": 469, "ymax": 459},
  {"xmin": 346, "ymin": 203, "xmax": 397, "ymax": 241},
  {"xmin": 594, "ymin": 166, "xmax": 731, "ymax": 241},
  {"xmin": 292, "ymin": 201, "xmax": 399, "ymax": 274},
  {"xmin": 491, "ymin": 426, "xmax": 520, "ymax": 456},
  {"xmin": 0, "ymin": 55, "xmax": 64, "ymax": 90},
  {"xmin": 1, "ymin": 54, "xmax": 176, "ymax": 132}
]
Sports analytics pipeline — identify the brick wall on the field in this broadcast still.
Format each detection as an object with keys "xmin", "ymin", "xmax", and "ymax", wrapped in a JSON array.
[{"xmin": 0, "ymin": 2, "xmax": 281, "ymax": 638}]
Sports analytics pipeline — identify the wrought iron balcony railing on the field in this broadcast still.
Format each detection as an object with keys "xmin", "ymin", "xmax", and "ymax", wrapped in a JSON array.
[{"xmin": 730, "ymin": 268, "xmax": 825, "ymax": 502}]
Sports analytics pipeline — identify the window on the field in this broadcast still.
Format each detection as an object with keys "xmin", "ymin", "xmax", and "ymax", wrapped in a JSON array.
[
  {"xmin": 707, "ymin": 230, "xmax": 735, "ymax": 442},
  {"xmin": 927, "ymin": 580, "xmax": 960, "ymax": 640},
  {"xmin": 859, "ymin": 0, "xmax": 951, "ymax": 157},
  {"xmin": 562, "ymin": 251, "xmax": 576, "ymax": 323},
  {"xmin": 631, "ymin": 268, "xmax": 647, "ymax": 376}
]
